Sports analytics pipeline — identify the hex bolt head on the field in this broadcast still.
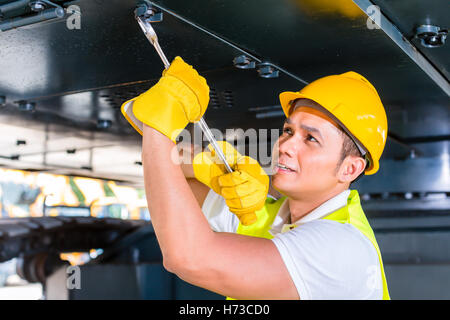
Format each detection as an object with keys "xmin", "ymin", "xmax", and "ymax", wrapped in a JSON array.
[
  {"xmin": 256, "ymin": 63, "xmax": 279, "ymax": 78},
  {"xmin": 233, "ymin": 55, "xmax": 256, "ymax": 69},
  {"xmin": 135, "ymin": 2, "xmax": 163, "ymax": 22},
  {"xmin": 415, "ymin": 25, "xmax": 448, "ymax": 48}
]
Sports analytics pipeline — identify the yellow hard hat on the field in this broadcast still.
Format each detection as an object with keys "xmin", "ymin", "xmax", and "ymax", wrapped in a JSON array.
[{"xmin": 279, "ymin": 71, "xmax": 388, "ymax": 175}]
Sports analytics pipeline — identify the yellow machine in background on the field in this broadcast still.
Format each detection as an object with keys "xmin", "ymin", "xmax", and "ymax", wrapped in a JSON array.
[
  {"xmin": 0, "ymin": 168, "xmax": 150, "ymax": 266},
  {"xmin": 0, "ymin": 168, "xmax": 149, "ymax": 220}
]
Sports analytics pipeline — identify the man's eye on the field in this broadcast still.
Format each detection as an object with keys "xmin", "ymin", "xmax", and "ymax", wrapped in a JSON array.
[
  {"xmin": 306, "ymin": 134, "xmax": 318, "ymax": 142},
  {"xmin": 283, "ymin": 127, "xmax": 292, "ymax": 135}
]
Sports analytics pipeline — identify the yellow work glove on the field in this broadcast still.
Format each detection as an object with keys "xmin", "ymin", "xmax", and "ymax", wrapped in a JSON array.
[
  {"xmin": 121, "ymin": 56, "xmax": 210, "ymax": 142},
  {"xmin": 193, "ymin": 141, "xmax": 269, "ymax": 226}
]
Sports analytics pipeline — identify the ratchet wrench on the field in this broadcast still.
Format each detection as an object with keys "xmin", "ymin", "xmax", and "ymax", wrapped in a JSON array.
[{"xmin": 136, "ymin": 15, "xmax": 234, "ymax": 173}]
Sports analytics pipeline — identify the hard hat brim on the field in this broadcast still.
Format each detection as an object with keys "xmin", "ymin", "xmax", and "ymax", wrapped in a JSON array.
[{"xmin": 279, "ymin": 91, "xmax": 308, "ymax": 118}]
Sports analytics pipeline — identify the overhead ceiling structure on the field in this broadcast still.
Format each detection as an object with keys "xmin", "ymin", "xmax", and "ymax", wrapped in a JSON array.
[
  {"xmin": 0, "ymin": 0, "xmax": 449, "ymax": 300},
  {"xmin": 0, "ymin": 0, "xmax": 448, "ymax": 193}
]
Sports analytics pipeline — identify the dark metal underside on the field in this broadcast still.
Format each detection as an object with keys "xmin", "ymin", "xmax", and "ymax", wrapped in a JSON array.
[{"xmin": 0, "ymin": 0, "xmax": 448, "ymax": 191}]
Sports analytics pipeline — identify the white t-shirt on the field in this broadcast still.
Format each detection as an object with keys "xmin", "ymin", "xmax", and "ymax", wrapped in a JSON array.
[{"xmin": 201, "ymin": 189, "xmax": 383, "ymax": 300}]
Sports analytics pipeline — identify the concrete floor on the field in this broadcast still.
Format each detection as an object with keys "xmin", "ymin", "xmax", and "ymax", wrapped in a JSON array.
[{"xmin": 0, "ymin": 275, "xmax": 43, "ymax": 300}]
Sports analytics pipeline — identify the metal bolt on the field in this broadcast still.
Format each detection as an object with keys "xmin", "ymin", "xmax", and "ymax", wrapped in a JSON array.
[
  {"xmin": 256, "ymin": 63, "xmax": 279, "ymax": 78},
  {"xmin": 135, "ymin": 2, "xmax": 163, "ymax": 22},
  {"xmin": 29, "ymin": 1, "xmax": 45, "ymax": 12},
  {"xmin": 415, "ymin": 25, "xmax": 447, "ymax": 48},
  {"xmin": 233, "ymin": 55, "xmax": 256, "ymax": 69},
  {"xmin": 146, "ymin": 7, "xmax": 156, "ymax": 16}
]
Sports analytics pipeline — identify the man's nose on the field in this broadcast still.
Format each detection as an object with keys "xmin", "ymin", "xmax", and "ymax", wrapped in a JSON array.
[{"xmin": 277, "ymin": 135, "xmax": 298, "ymax": 158}]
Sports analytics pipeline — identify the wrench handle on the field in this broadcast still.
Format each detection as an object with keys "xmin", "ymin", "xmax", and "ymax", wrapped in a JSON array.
[{"xmin": 136, "ymin": 15, "xmax": 233, "ymax": 173}]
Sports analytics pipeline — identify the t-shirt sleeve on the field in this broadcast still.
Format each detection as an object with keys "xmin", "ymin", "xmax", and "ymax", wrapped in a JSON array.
[
  {"xmin": 201, "ymin": 189, "xmax": 239, "ymax": 233},
  {"xmin": 271, "ymin": 220, "xmax": 383, "ymax": 300}
]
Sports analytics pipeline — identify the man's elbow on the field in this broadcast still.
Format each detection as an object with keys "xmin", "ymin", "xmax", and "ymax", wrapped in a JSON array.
[
  {"xmin": 162, "ymin": 251, "xmax": 203, "ymax": 279},
  {"xmin": 162, "ymin": 252, "xmax": 180, "ymax": 274}
]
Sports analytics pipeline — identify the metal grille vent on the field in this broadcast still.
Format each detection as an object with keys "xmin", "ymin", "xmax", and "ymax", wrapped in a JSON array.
[
  {"xmin": 100, "ymin": 89, "xmax": 148, "ymax": 109},
  {"xmin": 100, "ymin": 88, "xmax": 234, "ymax": 109},
  {"xmin": 222, "ymin": 90, "xmax": 233, "ymax": 108},
  {"xmin": 209, "ymin": 88, "xmax": 234, "ymax": 109},
  {"xmin": 210, "ymin": 88, "xmax": 220, "ymax": 109}
]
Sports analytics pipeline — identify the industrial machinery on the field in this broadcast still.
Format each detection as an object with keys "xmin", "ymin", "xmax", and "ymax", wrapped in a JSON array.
[{"xmin": 0, "ymin": 0, "xmax": 449, "ymax": 299}]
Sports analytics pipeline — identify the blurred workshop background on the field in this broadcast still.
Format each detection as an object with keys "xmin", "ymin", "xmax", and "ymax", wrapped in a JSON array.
[{"xmin": 0, "ymin": 0, "xmax": 449, "ymax": 299}]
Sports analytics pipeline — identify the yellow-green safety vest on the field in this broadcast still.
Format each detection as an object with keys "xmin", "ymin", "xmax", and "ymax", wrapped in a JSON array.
[{"xmin": 229, "ymin": 189, "xmax": 390, "ymax": 300}]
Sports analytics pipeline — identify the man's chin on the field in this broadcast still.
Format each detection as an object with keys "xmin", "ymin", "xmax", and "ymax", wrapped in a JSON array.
[{"xmin": 272, "ymin": 175, "xmax": 299, "ymax": 197}]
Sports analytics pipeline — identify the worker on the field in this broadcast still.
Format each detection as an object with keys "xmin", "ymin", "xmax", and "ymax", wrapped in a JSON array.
[{"xmin": 121, "ymin": 56, "xmax": 390, "ymax": 299}]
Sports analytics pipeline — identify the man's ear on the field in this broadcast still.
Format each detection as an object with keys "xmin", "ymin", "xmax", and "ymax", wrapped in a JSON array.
[{"xmin": 337, "ymin": 156, "xmax": 366, "ymax": 183}]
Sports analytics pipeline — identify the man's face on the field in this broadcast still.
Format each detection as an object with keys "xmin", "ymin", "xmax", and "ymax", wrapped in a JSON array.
[{"xmin": 271, "ymin": 105, "xmax": 345, "ymax": 200}]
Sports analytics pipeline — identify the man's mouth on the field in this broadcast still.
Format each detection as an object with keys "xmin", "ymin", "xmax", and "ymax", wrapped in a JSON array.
[{"xmin": 276, "ymin": 162, "xmax": 296, "ymax": 173}]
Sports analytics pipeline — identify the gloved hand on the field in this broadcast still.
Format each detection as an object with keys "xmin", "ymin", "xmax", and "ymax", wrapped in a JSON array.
[
  {"xmin": 121, "ymin": 56, "xmax": 210, "ymax": 142},
  {"xmin": 193, "ymin": 141, "xmax": 269, "ymax": 226}
]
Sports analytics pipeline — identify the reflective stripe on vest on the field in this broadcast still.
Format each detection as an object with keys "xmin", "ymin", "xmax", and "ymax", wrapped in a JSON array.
[{"xmin": 232, "ymin": 189, "xmax": 390, "ymax": 300}]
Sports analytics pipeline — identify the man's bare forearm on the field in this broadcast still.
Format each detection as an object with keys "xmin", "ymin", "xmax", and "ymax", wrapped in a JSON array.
[
  {"xmin": 142, "ymin": 125, "xmax": 214, "ymax": 265},
  {"xmin": 177, "ymin": 142, "xmax": 201, "ymax": 178},
  {"xmin": 186, "ymin": 178, "xmax": 210, "ymax": 207},
  {"xmin": 177, "ymin": 142, "xmax": 210, "ymax": 206}
]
